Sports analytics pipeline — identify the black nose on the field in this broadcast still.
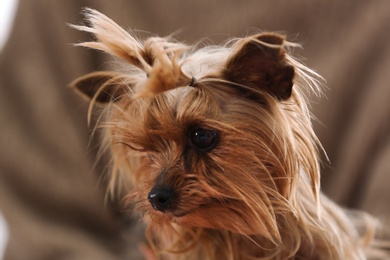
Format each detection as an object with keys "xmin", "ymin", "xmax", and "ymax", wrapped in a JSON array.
[{"xmin": 148, "ymin": 186, "xmax": 176, "ymax": 212}]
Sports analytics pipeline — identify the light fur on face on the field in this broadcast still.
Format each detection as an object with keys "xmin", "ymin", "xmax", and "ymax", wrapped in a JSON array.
[{"xmin": 70, "ymin": 8, "xmax": 389, "ymax": 260}]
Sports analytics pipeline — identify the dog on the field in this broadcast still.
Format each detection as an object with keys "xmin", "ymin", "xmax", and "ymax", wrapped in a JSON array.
[{"xmin": 70, "ymin": 8, "xmax": 388, "ymax": 259}]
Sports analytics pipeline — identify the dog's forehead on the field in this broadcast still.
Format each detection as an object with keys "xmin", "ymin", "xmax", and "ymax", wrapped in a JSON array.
[{"xmin": 132, "ymin": 84, "xmax": 222, "ymax": 130}]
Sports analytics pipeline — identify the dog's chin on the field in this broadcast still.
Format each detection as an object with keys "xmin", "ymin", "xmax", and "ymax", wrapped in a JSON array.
[
  {"xmin": 147, "ymin": 207, "xmax": 193, "ymax": 224},
  {"xmin": 148, "ymin": 203, "xmax": 258, "ymax": 236},
  {"xmin": 170, "ymin": 212, "xmax": 191, "ymax": 225}
]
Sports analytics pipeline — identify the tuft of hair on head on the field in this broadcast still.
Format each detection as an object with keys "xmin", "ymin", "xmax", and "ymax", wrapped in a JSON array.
[{"xmin": 69, "ymin": 7, "xmax": 194, "ymax": 102}]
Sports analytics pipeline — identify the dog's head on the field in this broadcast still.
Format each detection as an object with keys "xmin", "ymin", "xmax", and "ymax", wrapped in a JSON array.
[{"xmin": 71, "ymin": 8, "xmax": 322, "ymax": 245}]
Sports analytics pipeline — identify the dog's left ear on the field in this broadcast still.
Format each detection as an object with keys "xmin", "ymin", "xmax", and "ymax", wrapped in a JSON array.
[
  {"xmin": 224, "ymin": 33, "xmax": 295, "ymax": 100},
  {"xmin": 70, "ymin": 71, "xmax": 128, "ymax": 104}
]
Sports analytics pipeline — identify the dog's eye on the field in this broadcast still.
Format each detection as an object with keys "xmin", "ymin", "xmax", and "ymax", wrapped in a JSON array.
[{"xmin": 189, "ymin": 129, "xmax": 219, "ymax": 152}]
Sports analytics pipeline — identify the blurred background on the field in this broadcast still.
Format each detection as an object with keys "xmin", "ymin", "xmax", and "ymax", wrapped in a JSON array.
[{"xmin": 0, "ymin": 1, "xmax": 389, "ymax": 259}]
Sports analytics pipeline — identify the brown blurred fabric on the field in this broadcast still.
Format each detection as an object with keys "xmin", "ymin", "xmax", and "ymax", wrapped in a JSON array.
[{"xmin": 0, "ymin": 1, "xmax": 389, "ymax": 259}]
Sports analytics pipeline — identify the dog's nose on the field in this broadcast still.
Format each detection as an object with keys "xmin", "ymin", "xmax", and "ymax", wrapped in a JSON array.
[{"xmin": 148, "ymin": 186, "xmax": 176, "ymax": 212}]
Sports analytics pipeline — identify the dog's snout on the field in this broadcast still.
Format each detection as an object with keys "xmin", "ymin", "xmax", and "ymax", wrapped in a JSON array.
[{"xmin": 148, "ymin": 186, "xmax": 176, "ymax": 212}]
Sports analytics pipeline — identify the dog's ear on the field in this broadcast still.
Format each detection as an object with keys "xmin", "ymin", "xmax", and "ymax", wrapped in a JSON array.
[
  {"xmin": 224, "ymin": 33, "xmax": 295, "ymax": 100},
  {"xmin": 70, "ymin": 71, "xmax": 128, "ymax": 104}
]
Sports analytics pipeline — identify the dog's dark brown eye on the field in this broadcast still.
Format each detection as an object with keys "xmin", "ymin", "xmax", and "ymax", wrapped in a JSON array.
[{"xmin": 189, "ymin": 129, "xmax": 219, "ymax": 152}]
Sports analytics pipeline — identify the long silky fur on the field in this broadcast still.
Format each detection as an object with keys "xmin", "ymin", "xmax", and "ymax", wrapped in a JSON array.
[{"xmin": 71, "ymin": 8, "xmax": 388, "ymax": 259}]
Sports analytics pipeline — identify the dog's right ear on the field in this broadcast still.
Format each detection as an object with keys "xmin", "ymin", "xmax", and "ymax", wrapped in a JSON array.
[
  {"xmin": 70, "ymin": 71, "xmax": 129, "ymax": 104},
  {"xmin": 223, "ymin": 33, "xmax": 295, "ymax": 100}
]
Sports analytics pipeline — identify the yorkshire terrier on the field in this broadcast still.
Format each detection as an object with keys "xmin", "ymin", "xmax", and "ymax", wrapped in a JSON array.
[{"xmin": 70, "ymin": 8, "xmax": 388, "ymax": 259}]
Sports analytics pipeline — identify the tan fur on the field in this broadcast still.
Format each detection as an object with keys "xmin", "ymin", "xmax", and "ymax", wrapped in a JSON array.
[{"xmin": 70, "ymin": 8, "xmax": 389, "ymax": 259}]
